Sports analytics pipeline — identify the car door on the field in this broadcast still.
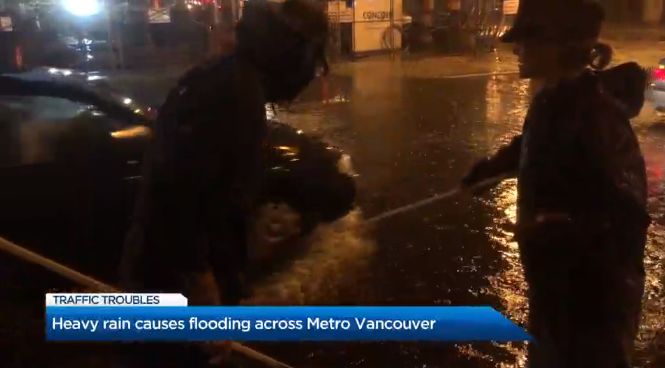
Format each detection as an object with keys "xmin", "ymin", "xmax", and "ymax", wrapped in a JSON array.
[
  {"xmin": 0, "ymin": 96, "xmax": 78, "ymax": 224},
  {"xmin": 0, "ymin": 94, "xmax": 148, "ymax": 276}
]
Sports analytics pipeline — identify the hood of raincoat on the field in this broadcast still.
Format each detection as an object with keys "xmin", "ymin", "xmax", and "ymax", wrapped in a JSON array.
[
  {"xmin": 597, "ymin": 62, "xmax": 647, "ymax": 119},
  {"xmin": 516, "ymin": 61, "xmax": 649, "ymax": 237},
  {"xmin": 235, "ymin": 0, "xmax": 328, "ymax": 103}
]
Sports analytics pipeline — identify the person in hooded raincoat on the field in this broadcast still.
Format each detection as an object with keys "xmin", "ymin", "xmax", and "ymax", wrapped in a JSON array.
[
  {"xmin": 119, "ymin": 0, "xmax": 329, "ymax": 307},
  {"xmin": 462, "ymin": 1, "xmax": 649, "ymax": 367}
]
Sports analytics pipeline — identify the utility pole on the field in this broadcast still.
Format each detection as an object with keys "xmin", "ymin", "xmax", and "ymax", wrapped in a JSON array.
[
  {"xmin": 422, "ymin": 0, "xmax": 433, "ymax": 27},
  {"xmin": 106, "ymin": 0, "xmax": 124, "ymax": 69},
  {"xmin": 327, "ymin": 0, "xmax": 342, "ymax": 60}
]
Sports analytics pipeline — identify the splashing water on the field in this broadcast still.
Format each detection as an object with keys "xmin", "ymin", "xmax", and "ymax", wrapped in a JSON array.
[{"xmin": 242, "ymin": 209, "xmax": 376, "ymax": 305}]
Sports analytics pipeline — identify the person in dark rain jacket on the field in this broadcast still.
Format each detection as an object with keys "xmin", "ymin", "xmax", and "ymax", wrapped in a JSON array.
[
  {"xmin": 119, "ymin": 0, "xmax": 329, "ymax": 307},
  {"xmin": 462, "ymin": 1, "xmax": 649, "ymax": 367}
]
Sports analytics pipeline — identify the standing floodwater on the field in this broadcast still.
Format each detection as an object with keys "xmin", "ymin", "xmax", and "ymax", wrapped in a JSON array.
[
  {"xmin": 1, "ymin": 57, "xmax": 663, "ymax": 368},
  {"xmin": 266, "ymin": 65, "xmax": 665, "ymax": 367}
]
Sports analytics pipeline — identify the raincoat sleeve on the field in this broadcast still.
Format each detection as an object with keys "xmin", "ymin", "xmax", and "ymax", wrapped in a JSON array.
[
  {"xmin": 224, "ymin": 62, "xmax": 268, "ymax": 209},
  {"xmin": 193, "ymin": 63, "xmax": 267, "ymax": 260},
  {"xmin": 516, "ymin": 95, "xmax": 588, "ymax": 228},
  {"xmin": 146, "ymin": 107, "xmax": 220, "ymax": 274},
  {"xmin": 462, "ymin": 135, "xmax": 522, "ymax": 188},
  {"xmin": 488, "ymin": 135, "xmax": 522, "ymax": 176},
  {"xmin": 519, "ymin": 74, "xmax": 647, "ymax": 233},
  {"xmin": 144, "ymin": 64, "xmax": 245, "ymax": 275},
  {"xmin": 202, "ymin": 64, "xmax": 267, "ymax": 304},
  {"xmin": 575, "ymin": 93, "xmax": 648, "ymax": 221}
]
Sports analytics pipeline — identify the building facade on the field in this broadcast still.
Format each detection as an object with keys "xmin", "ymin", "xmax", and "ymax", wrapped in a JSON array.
[{"xmin": 592, "ymin": 0, "xmax": 665, "ymax": 23}]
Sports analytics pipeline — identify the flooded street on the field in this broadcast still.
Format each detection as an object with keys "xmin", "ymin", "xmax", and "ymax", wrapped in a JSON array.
[
  {"xmin": 2, "ymin": 0, "xmax": 665, "ymax": 364},
  {"xmin": 2, "ymin": 52, "xmax": 664, "ymax": 367},
  {"xmin": 251, "ymin": 64, "xmax": 665, "ymax": 367}
]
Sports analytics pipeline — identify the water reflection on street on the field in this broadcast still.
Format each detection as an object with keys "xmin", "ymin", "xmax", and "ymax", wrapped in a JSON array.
[{"xmin": 271, "ymin": 69, "xmax": 665, "ymax": 367}]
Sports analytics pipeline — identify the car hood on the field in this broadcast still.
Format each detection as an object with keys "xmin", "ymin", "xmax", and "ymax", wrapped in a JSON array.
[
  {"xmin": 266, "ymin": 120, "xmax": 343, "ymax": 160},
  {"xmin": 0, "ymin": 69, "xmax": 152, "ymax": 124}
]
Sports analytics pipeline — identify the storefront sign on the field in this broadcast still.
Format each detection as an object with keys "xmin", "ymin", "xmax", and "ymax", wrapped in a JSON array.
[
  {"xmin": 148, "ymin": 8, "xmax": 171, "ymax": 23},
  {"xmin": 362, "ymin": 11, "xmax": 391, "ymax": 20},
  {"xmin": 503, "ymin": 0, "xmax": 518, "ymax": 15},
  {"xmin": 1, "ymin": 16, "xmax": 13, "ymax": 32},
  {"xmin": 353, "ymin": 0, "xmax": 403, "ymax": 53},
  {"xmin": 447, "ymin": 0, "xmax": 461, "ymax": 11}
]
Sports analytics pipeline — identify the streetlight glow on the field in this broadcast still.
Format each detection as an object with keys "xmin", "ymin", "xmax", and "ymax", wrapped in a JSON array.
[{"xmin": 62, "ymin": 0, "xmax": 102, "ymax": 17}]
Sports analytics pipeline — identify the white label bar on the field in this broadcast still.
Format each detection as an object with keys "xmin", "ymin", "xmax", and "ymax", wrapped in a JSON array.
[{"xmin": 45, "ymin": 293, "xmax": 188, "ymax": 307}]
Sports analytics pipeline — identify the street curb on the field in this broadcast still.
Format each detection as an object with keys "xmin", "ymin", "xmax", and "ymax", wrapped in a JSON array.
[{"xmin": 601, "ymin": 24, "xmax": 665, "ymax": 42}]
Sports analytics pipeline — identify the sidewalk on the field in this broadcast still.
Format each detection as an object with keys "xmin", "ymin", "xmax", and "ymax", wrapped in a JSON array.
[
  {"xmin": 601, "ymin": 23, "xmax": 665, "ymax": 42},
  {"xmin": 333, "ymin": 37, "xmax": 665, "ymax": 81},
  {"xmin": 101, "ymin": 33, "xmax": 665, "ymax": 108},
  {"xmin": 332, "ymin": 50, "xmax": 519, "ymax": 80},
  {"xmin": 610, "ymin": 40, "xmax": 665, "ymax": 67}
]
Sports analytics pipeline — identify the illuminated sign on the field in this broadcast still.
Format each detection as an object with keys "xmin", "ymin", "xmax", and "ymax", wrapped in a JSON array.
[
  {"xmin": 503, "ymin": 0, "xmax": 518, "ymax": 15},
  {"xmin": 362, "ymin": 11, "xmax": 391, "ymax": 21},
  {"xmin": 327, "ymin": 0, "xmax": 353, "ymax": 23},
  {"xmin": 353, "ymin": 0, "xmax": 403, "ymax": 53},
  {"xmin": 447, "ymin": 0, "xmax": 460, "ymax": 11},
  {"xmin": 148, "ymin": 8, "xmax": 170, "ymax": 23},
  {"xmin": 0, "ymin": 16, "xmax": 12, "ymax": 32}
]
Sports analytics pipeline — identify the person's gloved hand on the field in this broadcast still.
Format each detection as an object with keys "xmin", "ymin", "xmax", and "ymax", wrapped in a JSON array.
[{"xmin": 461, "ymin": 159, "xmax": 497, "ymax": 195}]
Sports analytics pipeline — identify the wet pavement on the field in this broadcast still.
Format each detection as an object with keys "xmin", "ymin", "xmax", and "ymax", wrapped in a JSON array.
[
  {"xmin": 3, "ymin": 48, "xmax": 664, "ymax": 367},
  {"xmin": 244, "ymin": 61, "xmax": 665, "ymax": 367},
  {"xmin": 96, "ymin": 52, "xmax": 665, "ymax": 366}
]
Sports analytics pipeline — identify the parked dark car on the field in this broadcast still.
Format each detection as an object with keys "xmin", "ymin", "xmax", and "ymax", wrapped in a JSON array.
[{"xmin": 0, "ymin": 68, "xmax": 356, "ymax": 282}]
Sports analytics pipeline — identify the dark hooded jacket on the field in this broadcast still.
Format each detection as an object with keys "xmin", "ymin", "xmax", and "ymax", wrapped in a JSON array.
[
  {"xmin": 119, "ymin": 0, "xmax": 328, "ymax": 303},
  {"xmin": 519, "ymin": 63, "xmax": 648, "ymax": 237},
  {"xmin": 119, "ymin": 56, "xmax": 266, "ymax": 301},
  {"xmin": 468, "ymin": 62, "xmax": 649, "ymax": 242},
  {"xmin": 466, "ymin": 63, "xmax": 650, "ymax": 365},
  {"xmin": 465, "ymin": 61, "xmax": 651, "ymax": 281}
]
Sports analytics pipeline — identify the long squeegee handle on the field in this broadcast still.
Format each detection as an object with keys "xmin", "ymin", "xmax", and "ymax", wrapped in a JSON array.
[
  {"xmin": 366, "ymin": 174, "xmax": 511, "ymax": 224},
  {"xmin": 0, "ymin": 236, "xmax": 295, "ymax": 368}
]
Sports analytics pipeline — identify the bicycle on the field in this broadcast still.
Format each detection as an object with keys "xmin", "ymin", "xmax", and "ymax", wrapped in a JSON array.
[{"xmin": 381, "ymin": 22, "xmax": 406, "ymax": 52}]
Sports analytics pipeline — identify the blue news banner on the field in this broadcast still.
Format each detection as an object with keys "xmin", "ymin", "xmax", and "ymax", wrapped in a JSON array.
[{"xmin": 46, "ymin": 306, "xmax": 531, "ymax": 342}]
